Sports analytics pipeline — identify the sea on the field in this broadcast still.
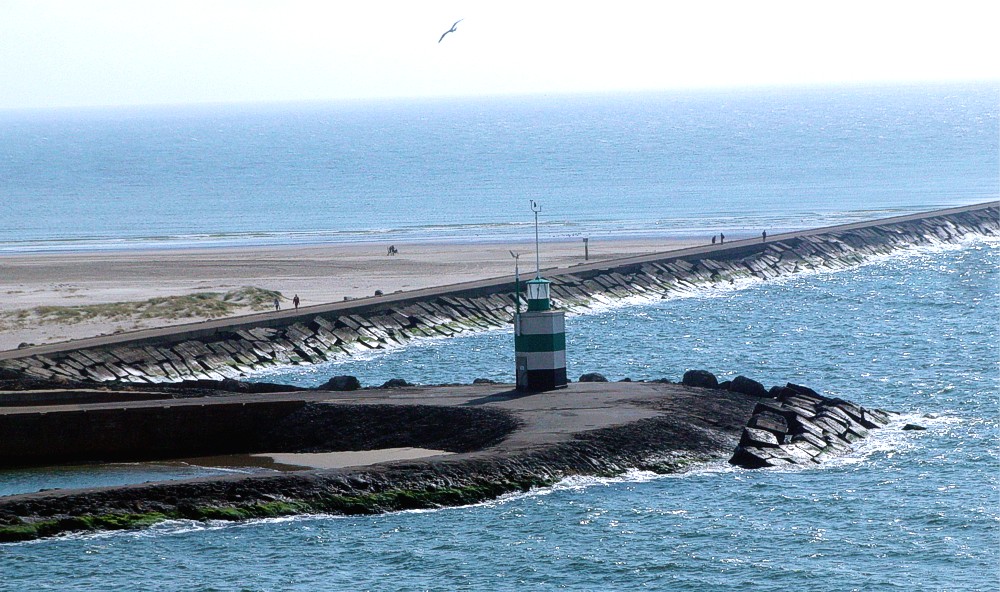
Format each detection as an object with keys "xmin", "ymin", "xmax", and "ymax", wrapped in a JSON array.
[{"xmin": 0, "ymin": 83, "xmax": 998, "ymax": 591}]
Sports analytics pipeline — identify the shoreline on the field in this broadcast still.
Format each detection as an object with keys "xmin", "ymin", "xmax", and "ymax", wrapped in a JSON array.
[
  {"xmin": 3, "ymin": 200, "xmax": 976, "ymax": 257},
  {"xmin": 0, "ymin": 235, "xmax": 704, "ymax": 351},
  {"xmin": 1, "ymin": 202, "xmax": 995, "ymax": 366},
  {"xmin": 3, "ymin": 201, "xmax": 993, "ymax": 352},
  {"xmin": 0, "ymin": 229, "xmax": 765, "ymax": 256}
]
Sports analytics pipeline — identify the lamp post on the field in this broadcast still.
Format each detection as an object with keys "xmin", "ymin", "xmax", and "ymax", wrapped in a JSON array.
[
  {"xmin": 509, "ymin": 250, "xmax": 520, "ymax": 315},
  {"xmin": 531, "ymin": 200, "xmax": 541, "ymax": 277}
]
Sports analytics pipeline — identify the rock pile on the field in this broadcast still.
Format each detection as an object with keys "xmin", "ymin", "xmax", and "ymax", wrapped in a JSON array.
[
  {"xmin": 680, "ymin": 369, "xmax": 894, "ymax": 468},
  {"xmin": 729, "ymin": 383, "xmax": 892, "ymax": 468},
  {"xmin": 681, "ymin": 369, "xmax": 719, "ymax": 389}
]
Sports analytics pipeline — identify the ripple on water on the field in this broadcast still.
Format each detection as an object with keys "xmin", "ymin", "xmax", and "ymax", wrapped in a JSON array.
[{"xmin": 1, "ymin": 241, "xmax": 996, "ymax": 592}]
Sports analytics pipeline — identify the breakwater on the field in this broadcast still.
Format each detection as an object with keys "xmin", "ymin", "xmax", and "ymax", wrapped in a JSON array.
[
  {"xmin": 729, "ymin": 382, "xmax": 892, "ymax": 468},
  {"xmin": 0, "ymin": 379, "xmax": 895, "ymax": 541},
  {"xmin": 0, "ymin": 203, "xmax": 996, "ymax": 384},
  {"xmin": 0, "ymin": 392, "xmax": 518, "ymax": 469}
]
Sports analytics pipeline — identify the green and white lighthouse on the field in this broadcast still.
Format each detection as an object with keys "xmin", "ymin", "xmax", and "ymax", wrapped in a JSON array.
[{"xmin": 514, "ymin": 202, "xmax": 567, "ymax": 392}]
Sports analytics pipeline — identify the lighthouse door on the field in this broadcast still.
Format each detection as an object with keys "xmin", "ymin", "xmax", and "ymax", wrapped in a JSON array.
[{"xmin": 516, "ymin": 356, "xmax": 528, "ymax": 390}]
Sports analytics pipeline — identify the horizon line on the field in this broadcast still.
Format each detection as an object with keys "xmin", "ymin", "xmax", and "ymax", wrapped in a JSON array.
[{"xmin": 2, "ymin": 78, "xmax": 998, "ymax": 115}]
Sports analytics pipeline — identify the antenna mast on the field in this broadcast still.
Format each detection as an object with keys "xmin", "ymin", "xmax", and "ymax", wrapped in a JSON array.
[{"xmin": 531, "ymin": 200, "xmax": 541, "ymax": 277}]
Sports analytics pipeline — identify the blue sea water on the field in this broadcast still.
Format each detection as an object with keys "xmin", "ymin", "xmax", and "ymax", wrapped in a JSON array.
[
  {"xmin": 0, "ymin": 83, "xmax": 998, "ymax": 590},
  {"xmin": 1, "ymin": 240, "xmax": 997, "ymax": 591},
  {"xmin": 0, "ymin": 83, "xmax": 996, "ymax": 252}
]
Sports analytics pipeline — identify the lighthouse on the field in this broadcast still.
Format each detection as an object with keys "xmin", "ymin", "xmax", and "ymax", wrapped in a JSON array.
[{"xmin": 514, "ymin": 202, "xmax": 567, "ymax": 391}]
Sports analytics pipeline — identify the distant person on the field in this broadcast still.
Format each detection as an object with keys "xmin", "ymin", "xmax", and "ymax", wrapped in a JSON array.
[
  {"xmin": 293, "ymin": 294, "xmax": 300, "ymax": 309},
  {"xmin": 273, "ymin": 297, "xmax": 280, "ymax": 311},
  {"xmin": 711, "ymin": 235, "xmax": 716, "ymax": 244},
  {"xmin": 762, "ymin": 230, "xmax": 767, "ymax": 242},
  {"xmin": 720, "ymin": 233, "xmax": 725, "ymax": 244}
]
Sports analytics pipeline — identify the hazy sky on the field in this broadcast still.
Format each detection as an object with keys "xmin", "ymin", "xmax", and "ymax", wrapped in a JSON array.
[{"xmin": 1, "ymin": 0, "xmax": 997, "ymax": 110}]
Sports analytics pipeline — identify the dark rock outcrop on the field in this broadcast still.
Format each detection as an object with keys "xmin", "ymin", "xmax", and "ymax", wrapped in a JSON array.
[
  {"xmin": 380, "ymin": 378, "xmax": 413, "ymax": 389},
  {"xmin": 727, "ymin": 375, "xmax": 769, "ymax": 398},
  {"xmin": 739, "ymin": 427, "xmax": 780, "ymax": 448},
  {"xmin": 682, "ymin": 369, "xmax": 718, "ymax": 389},
  {"xmin": 578, "ymin": 373, "xmax": 609, "ymax": 382},
  {"xmin": 729, "ymin": 383, "xmax": 893, "ymax": 469},
  {"xmin": 747, "ymin": 410, "xmax": 789, "ymax": 442},
  {"xmin": 320, "ymin": 375, "xmax": 361, "ymax": 391}
]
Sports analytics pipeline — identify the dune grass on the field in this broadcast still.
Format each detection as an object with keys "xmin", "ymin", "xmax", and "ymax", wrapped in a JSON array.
[{"xmin": 2, "ymin": 286, "xmax": 283, "ymax": 327}]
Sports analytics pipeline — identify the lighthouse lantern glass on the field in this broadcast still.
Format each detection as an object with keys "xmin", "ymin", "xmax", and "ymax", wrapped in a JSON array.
[{"xmin": 527, "ymin": 279, "xmax": 549, "ymax": 301}]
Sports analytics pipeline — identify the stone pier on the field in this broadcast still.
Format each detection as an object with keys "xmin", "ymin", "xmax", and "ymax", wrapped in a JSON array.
[{"xmin": 1, "ymin": 203, "xmax": 996, "ymax": 384}]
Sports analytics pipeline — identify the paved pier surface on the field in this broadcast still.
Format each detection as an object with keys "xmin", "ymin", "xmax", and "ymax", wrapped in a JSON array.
[
  {"xmin": 0, "ymin": 377, "xmax": 895, "ymax": 543},
  {"xmin": 0, "ymin": 382, "xmax": 680, "ymax": 469}
]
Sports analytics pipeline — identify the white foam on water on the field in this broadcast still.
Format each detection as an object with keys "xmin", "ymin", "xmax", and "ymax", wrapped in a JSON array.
[{"xmin": 249, "ymin": 233, "xmax": 994, "ymax": 385}]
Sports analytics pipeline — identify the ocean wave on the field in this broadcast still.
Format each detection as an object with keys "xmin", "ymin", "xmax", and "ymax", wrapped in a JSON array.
[
  {"xmin": 1, "ymin": 205, "xmax": 962, "ymax": 254},
  {"xmin": 0, "ymin": 222, "xmax": 539, "ymax": 254}
]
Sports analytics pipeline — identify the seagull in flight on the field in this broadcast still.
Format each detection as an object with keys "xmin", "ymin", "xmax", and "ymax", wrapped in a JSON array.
[{"xmin": 438, "ymin": 19, "xmax": 462, "ymax": 43}]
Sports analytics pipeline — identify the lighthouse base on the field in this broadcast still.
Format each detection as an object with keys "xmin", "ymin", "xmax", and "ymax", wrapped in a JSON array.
[{"xmin": 516, "ymin": 364, "xmax": 568, "ymax": 392}]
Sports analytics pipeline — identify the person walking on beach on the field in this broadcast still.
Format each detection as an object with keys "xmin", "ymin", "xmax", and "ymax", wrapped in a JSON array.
[
  {"xmin": 711, "ymin": 235, "xmax": 716, "ymax": 244},
  {"xmin": 293, "ymin": 294, "xmax": 300, "ymax": 309},
  {"xmin": 762, "ymin": 230, "xmax": 767, "ymax": 242},
  {"xmin": 720, "ymin": 233, "xmax": 725, "ymax": 244},
  {"xmin": 273, "ymin": 297, "xmax": 280, "ymax": 311}
]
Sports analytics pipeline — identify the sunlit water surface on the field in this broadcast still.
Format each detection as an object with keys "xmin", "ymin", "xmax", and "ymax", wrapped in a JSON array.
[{"xmin": 1, "ymin": 240, "xmax": 996, "ymax": 592}]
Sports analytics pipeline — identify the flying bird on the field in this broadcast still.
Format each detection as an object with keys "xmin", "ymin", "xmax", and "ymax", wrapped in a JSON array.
[{"xmin": 438, "ymin": 19, "xmax": 462, "ymax": 43}]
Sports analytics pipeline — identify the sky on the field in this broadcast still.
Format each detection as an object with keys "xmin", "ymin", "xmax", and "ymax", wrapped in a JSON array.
[{"xmin": 1, "ymin": 0, "xmax": 997, "ymax": 110}]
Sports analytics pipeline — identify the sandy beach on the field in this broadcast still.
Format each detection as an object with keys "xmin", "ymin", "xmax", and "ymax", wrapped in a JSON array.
[{"xmin": 0, "ymin": 237, "xmax": 700, "ymax": 351}]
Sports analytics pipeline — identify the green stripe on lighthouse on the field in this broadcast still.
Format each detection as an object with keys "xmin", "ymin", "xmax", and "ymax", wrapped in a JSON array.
[{"xmin": 514, "ymin": 333, "xmax": 566, "ymax": 353}]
